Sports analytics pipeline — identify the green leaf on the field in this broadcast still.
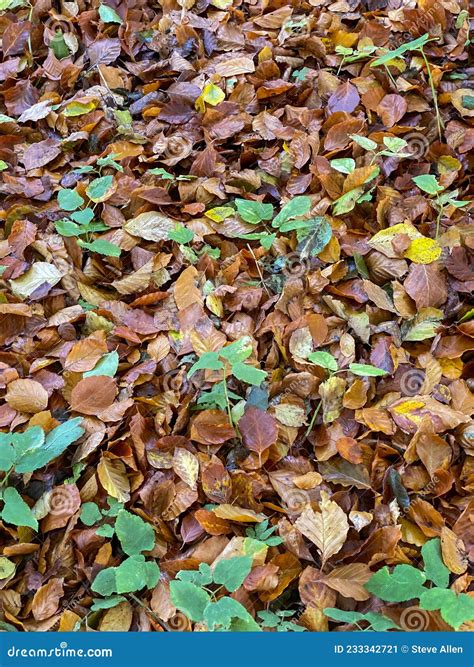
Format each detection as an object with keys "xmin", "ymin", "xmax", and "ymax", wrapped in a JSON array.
[
  {"xmin": 96, "ymin": 524, "xmax": 115, "ymax": 538},
  {"xmin": 55, "ymin": 220, "xmax": 82, "ymax": 237},
  {"xmin": 370, "ymin": 34, "xmax": 431, "ymax": 66},
  {"xmin": 115, "ymin": 510, "xmax": 154, "ymax": 556},
  {"xmin": 169, "ymin": 581, "xmax": 211, "ymax": 622},
  {"xmin": 349, "ymin": 363, "xmax": 388, "ymax": 377},
  {"xmin": 92, "ymin": 567, "xmax": 117, "ymax": 596},
  {"xmin": 84, "ymin": 351, "xmax": 119, "ymax": 378},
  {"xmin": 332, "ymin": 188, "xmax": 364, "ymax": 215},
  {"xmin": 91, "ymin": 596, "xmax": 126, "ymax": 612},
  {"xmin": 330, "ymin": 158, "xmax": 355, "ymax": 174},
  {"xmin": 231, "ymin": 362, "xmax": 267, "ymax": 386},
  {"xmin": 412, "ymin": 174, "xmax": 443, "ymax": 196},
  {"xmin": 70, "ymin": 208, "xmax": 94, "ymax": 225},
  {"xmin": 168, "ymin": 224, "xmax": 194, "ymax": 244},
  {"xmin": 1, "ymin": 487, "xmax": 38, "ymax": 530},
  {"xmin": 149, "ymin": 167, "xmax": 174, "ymax": 180},
  {"xmin": 323, "ymin": 608, "xmax": 398, "ymax": 630},
  {"xmin": 383, "ymin": 137, "xmax": 409, "ymax": 154},
  {"xmin": 439, "ymin": 593, "xmax": 474, "ymax": 629},
  {"xmin": 213, "ymin": 556, "xmax": 252, "ymax": 592},
  {"xmin": 80, "ymin": 502, "xmax": 103, "ymax": 526},
  {"xmin": 363, "ymin": 612, "xmax": 400, "ymax": 631},
  {"xmin": 422, "ymin": 538, "xmax": 450, "ymax": 588},
  {"xmin": 99, "ymin": 3, "xmax": 123, "ymax": 24},
  {"xmin": 308, "ymin": 351, "xmax": 338, "ymax": 371},
  {"xmin": 0, "ymin": 556, "xmax": 15, "ymax": 580},
  {"xmin": 78, "ymin": 239, "xmax": 121, "ymax": 257},
  {"xmin": 0, "ymin": 160, "xmax": 8, "ymax": 171},
  {"xmin": 349, "ymin": 134, "xmax": 378, "ymax": 151},
  {"xmin": 176, "ymin": 563, "xmax": 213, "ymax": 587},
  {"xmin": 188, "ymin": 352, "xmax": 223, "ymax": 377},
  {"xmin": 0, "ymin": 114, "xmax": 15, "ymax": 123},
  {"xmin": 204, "ymin": 597, "xmax": 258, "ymax": 631},
  {"xmin": 365, "ymin": 564, "xmax": 426, "ymax": 602},
  {"xmin": 86, "ymin": 175, "xmax": 114, "ymax": 202},
  {"xmin": 50, "ymin": 31, "xmax": 70, "ymax": 60},
  {"xmin": 296, "ymin": 217, "xmax": 332, "ymax": 258},
  {"xmin": 13, "ymin": 419, "xmax": 84, "ymax": 474},
  {"xmin": 419, "ymin": 587, "xmax": 474, "ymax": 628},
  {"xmin": 92, "ymin": 556, "xmax": 160, "ymax": 596},
  {"xmin": 0, "ymin": 442, "xmax": 15, "ymax": 471},
  {"xmin": 323, "ymin": 608, "xmax": 365, "ymax": 624},
  {"xmin": 419, "ymin": 587, "xmax": 454, "ymax": 611},
  {"xmin": 235, "ymin": 199, "xmax": 273, "ymax": 224},
  {"xmin": 353, "ymin": 252, "xmax": 370, "ymax": 279},
  {"xmin": 58, "ymin": 188, "xmax": 84, "ymax": 211},
  {"xmin": 219, "ymin": 337, "xmax": 253, "ymax": 364},
  {"xmin": 273, "ymin": 196, "xmax": 311, "ymax": 228}
]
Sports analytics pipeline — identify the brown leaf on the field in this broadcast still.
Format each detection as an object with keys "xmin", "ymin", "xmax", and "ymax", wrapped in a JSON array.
[
  {"xmin": 6, "ymin": 378, "xmax": 48, "ymax": 413},
  {"xmin": 32, "ymin": 578, "xmax": 63, "ymax": 621},
  {"xmin": 295, "ymin": 491, "xmax": 349, "ymax": 565},
  {"xmin": 70, "ymin": 376, "xmax": 117, "ymax": 415},
  {"xmin": 404, "ymin": 264, "xmax": 448, "ymax": 309},
  {"xmin": 238, "ymin": 406, "xmax": 278, "ymax": 455}
]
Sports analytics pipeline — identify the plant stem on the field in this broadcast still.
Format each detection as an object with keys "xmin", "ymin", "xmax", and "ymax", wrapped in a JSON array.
[
  {"xmin": 128, "ymin": 593, "xmax": 170, "ymax": 631},
  {"xmin": 222, "ymin": 368, "xmax": 233, "ymax": 428},
  {"xmin": 305, "ymin": 400, "xmax": 322, "ymax": 438},
  {"xmin": 420, "ymin": 47, "xmax": 443, "ymax": 140}
]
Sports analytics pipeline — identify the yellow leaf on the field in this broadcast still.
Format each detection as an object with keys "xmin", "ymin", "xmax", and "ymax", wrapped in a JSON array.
[
  {"xmin": 204, "ymin": 206, "xmax": 234, "ymax": 222},
  {"xmin": 404, "ymin": 237, "xmax": 442, "ymax": 264},
  {"xmin": 295, "ymin": 491, "xmax": 349, "ymax": 566},
  {"xmin": 368, "ymin": 222, "xmax": 421, "ymax": 258},
  {"xmin": 195, "ymin": 83, "xmax": 225, "ymax": 113},
  {"xmin": 63, "ymin": 101, "xmax": 97, "ymax": 117},
  {"xmin": 213, "ymin": 504, "xmax": 266, "ymax": 523},
  {"xmin": 173, "ymin": 448, "xmax": 199, "ymax": 490},
  {"xmin": 97, "ymin": 457, "xmax": 130, "ymax": 503}
]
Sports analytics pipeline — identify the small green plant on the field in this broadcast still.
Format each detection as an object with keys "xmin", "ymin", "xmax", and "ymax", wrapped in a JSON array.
[
  {"xmin": 335, "ymin": 43, "xmax": 377, "ymax": 74},
  {"xmin": 170, "ymin": 557, "xmax": 261, "ymax": 631},
  {"xmin": 308, "ymin": 351, "xmax": 388, "ymax": 378},
  {"xmin": 245, "ymin": 519, "xmax": 283, "ymax": 547},
  {"xmin": 0, "ymin": 419, "xmax": 85, "ymax": 531},
  {"xmin": 412, "ymin": 174, "xmax": 469, "ymax": 238},
  {"xmin": 370, "ymin": 34, "xmax": 442, "ymax": 139},
  {"xmin": 188, "ymin": 336, "xmax": 267, "ymax": 421},
  {"xmin": 55, "ymin": 156, "xmax": 122, "ymax": 257},
  {"xmin": 323, "ymin": 608, "xmax": 399, "ymax": 631},
  {"xmin": 257, "ymin": 609, "xmax": 306, "ymax": 632},
  {"xmin": 80, "ymin": 495, "xmax": 124, "ymax": 537},
  {"xmin": 91, "ymin": 509, "xmax": 159, "ymax": 605},
  {"xmin": 365, "ymin": 538, "xmax": 474, "ymax": 630}
]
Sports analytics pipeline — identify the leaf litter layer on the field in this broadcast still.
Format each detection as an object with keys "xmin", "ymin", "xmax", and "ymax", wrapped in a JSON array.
[{"xmin": 0, "ymin": 0, "xmax": 473, "ymax": 634}]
